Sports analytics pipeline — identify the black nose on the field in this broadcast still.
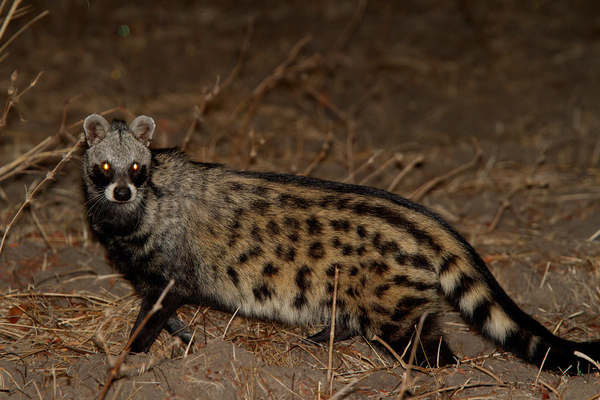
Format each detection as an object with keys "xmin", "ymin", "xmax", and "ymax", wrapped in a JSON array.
[{"xmin": 113, "ymin": 186, "xmax": 132, "ymax": 201}]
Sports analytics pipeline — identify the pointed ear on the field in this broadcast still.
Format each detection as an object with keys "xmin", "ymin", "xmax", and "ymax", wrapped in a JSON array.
[
  {"xmin": 83, "ymin": 114, "xmax": 111, "ymax": 146},
  {"xmin": 129, "ymin": 115, "xmax": 155, "ymax": 147}
]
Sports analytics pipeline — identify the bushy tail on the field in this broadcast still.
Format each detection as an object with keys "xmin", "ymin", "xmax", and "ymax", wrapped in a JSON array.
[{"xmin": 438, "ymin": 249, "xmax": 600, "ymax": 373}]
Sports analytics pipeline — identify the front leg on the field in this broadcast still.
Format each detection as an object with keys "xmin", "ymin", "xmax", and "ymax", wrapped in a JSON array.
[
  {"xmin": 165, "ymin": 315, "xmax": 193, "ymax": 344},
  {"xmin": 128, "ymin": 293, "xmax": 182, "ymax": 353}
]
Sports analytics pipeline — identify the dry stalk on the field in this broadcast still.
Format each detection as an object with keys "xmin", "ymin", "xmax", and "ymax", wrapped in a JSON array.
[
  {"xmin": 97, "ymin": 279, "xmax": 175, "ymax": 400},
  {"xmin": 359, "ymin": 152, "xmax": 403, "ymax": 186},
  {"xmin": 387, "ymin": 155, "xmax": 424, "ymax": 193},
  {"xmin": 410, "ymin": 147, "xmax": 482, "ymax": 202},
  {"xmin": 232, "ymin": 35, "xmax": 313, "ymax": 155},
  {"xmin": 396, "ymin": 314, "xmax": 428, "ymax": 400},
  {"xmin": 302, "ymin": 133, "xmax": 332, "ymax": 176},
  {"xmin": 220, "ymin": 16, "xmax": 254, "ymax": 92},
  {"xmin": 327, "ymin": 0, "xmax": 367, "ymax": 55},
  {"xmin": 0, "ymin": 135, "xmax": 83, "ymax": 256},
  {"xmin": 325, "ymin": 265, "xmax": 340, "ymax": 395}
]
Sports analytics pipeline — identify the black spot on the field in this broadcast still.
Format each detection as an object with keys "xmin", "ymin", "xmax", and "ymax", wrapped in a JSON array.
[
  {"xmin": 352, "ymin": 202, "xmax": 442, "ymax": 252},
  {"xmin": 345, "ymin": 287, "xmax": 358, "ymax": 298},
  {"xmin": 349, "ymin": 266, "xmax": 359, "ymax": 276},
  {"xmin": 266, "ymin": 220, "xmax": 281, "ymax": 236},
  {"xmin": 342, "ymin": 244, "xmax": 354, "ymax": 256},
  {"xmin": 331, "ymin": 237, "xmax": 341, "ymax": 248},
  {"xmin": 391, "ymin": 274, "xmax": 436, "ymax": 291},
  {"xmin": 394, "ymin": 251, "xmax": 410, "ymax": 265},
  {"xmin": 233, "ymin": 208, "xmax": 245, "ymax": 219},
  {"xmin": 391, "ymin": 308, "xmax": 410, "ymax": 322},
  {"xmin": 280, "ymin": 194, "xmax": 310, "ymax": 209},
  {"xmin": 251, "ymin": 199, "xmax": 270, "ymax": 213},
  {"xmin": 356, "ymin": 225, "xmax": 367, "ymax": 238},
  {"xmin": 318, "ymin": 195, "xmax": 337, "ymax": 209},
  {"xmin": 360, "ymin": 275, "xmax": 367, "ymax": 287},
  {"xmin": 251, "ymin": 225, "xmax": 263, "ymax": 242},
  {"xmin": 326, "ymin": 282, "xmax": 335, "ymax": 293},
  {"xmin": 369, "ymin": 260, "xmax": 389, "ymax": 275},
  {"xmin": 295, "ymin": 265, "xmax": 312, "ymax": 291},
  {"xmin": 228, "ymin": 232, "xmax": 240, "ymax": 248},
  {"xmin": 249, "ymin": 245, "xmax": 263, "ymax": 258},
  {"xmin": 283, "ymin": 216, "xmax": 300, "ymax": 230},
  {"xmin": 262, "ymin": 262, "xmax": 279, "ymax": 277},
  {"xmin": 336, "ymin": 197, "xmax": 350, "ymax": 210},
  {"xmin": 293, "ymin": 293, "xmax": 307, "ymax": 308},
  {"xmin": 253, "ymin": 185, "xmax": 269, "ymax": 197},
  {"xmin": 227, "ymin": 267, "xmax": 239, "ymax": 286},
  {"xmin": 378, "ymin": 240, "xmax": 400, "ymax": 256},
  {"xmin": 373, "ymin": 304, "xmax": 389, "ymax": 315},
  {"xmin": 396, "ymin": 296, "xmax": 428, "ymax": 310},
  {"xmin": 411, "ymin": 254, "xmax": 432, "ymax": 270},
  {"xmin": 253, "ymin": 284, "xmax": 273, "ymax": 302},
  {"xmin": 330, "ymin": 219, "xmax": 351, "ymax": 231},
  {"xmin": 325, "ymin": 264, "xmax": 337, "ymax": 277},
  {"xmin": 374, "ymin": 284, "xmax": 391, "ymax": 298},
  {"xmin": 358, "ymin": 307, "xmax": 371, "ymax": 329},
  {"xmin": 239, "ymin": 245, "xmax": 263, "ymax": 264},
  {"xmin": 276, "ymin": 245, "xmax": 296, "ymax": 262},
  {"xmin": 380, "ymin": 323, "xmax": 400, "ymax": 338},
  {"xmin": 288, "ymin": 233, "xmax": 300, "ymax": 242},
  {"xmin": 395, "ymin": 252, "xmax": 433, "ymax": 271},
  {"xmin": 306, "ymin": 216, "xmax": 323, "ymax": 235},
  {"xmin": 229, "ymin": 182, "xmax": 245, "ymax": 191},
  {"xmin": 308, "ymin": 241, "xmax": 325, "ymax": 259},
  {"xmin": 356, "ymin": 245, "xmax": 367, "ymax": 256}
]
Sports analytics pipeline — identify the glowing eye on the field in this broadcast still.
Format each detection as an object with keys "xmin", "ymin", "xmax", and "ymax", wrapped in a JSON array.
[
  {"xmin": 132, "ymin": 162, "xmax": 139, "ymax": 171},
  {"xmin": 102, "ymin": 162, "xmax": 111, "ymax": 171}
]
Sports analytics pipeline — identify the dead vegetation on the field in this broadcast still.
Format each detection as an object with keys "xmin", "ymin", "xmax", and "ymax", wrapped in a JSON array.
[{"xmin": 1, "ymin": 0, "xmax": 600, "ymax": 399}]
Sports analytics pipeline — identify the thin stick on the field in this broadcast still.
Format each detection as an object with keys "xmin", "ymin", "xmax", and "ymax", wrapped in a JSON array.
[
  {"xmin": 0, "ymin": 9, "xmax": 48, "ymax": 56},
  {"xmin": 410, "ymin": 148, "xmax": 482, "ymax": 202},
  {"xmin": 342, "ymin": 149, "xmax": 382, "ymax": 183},
  {"xmin": 387, "ymin": 155, "xmax": 424, "ymax": 193},
  {"xmin": 0, "ymin": 135, "xmax": 83, "ymax": 256},
  {"xmin": 233, "ymin": 35, "xmax": 312, "ymax": 154},
  {"xmin": 302, "ymin": 133, "xmax": 332, "ymax": 176},
  {"xmin": 29, "ymin": 207, "xmax": 57, "ymax": 255},
  {"xmin": 328, "ymin": 0, "xmax": 367, "ymax": 54},
  {"xmin": 329, "ymin": 377, "xmax": 361, "ymax": 400},
  {"xmin": 575, "ymin": 351, "xmax": 600, "ymax": 370},
  {"xmin": 222, "ymin": 307, "xmax": 240, "ymax": 339},
  {"xmin": 0, "ymin": 0, "xmax": 21, "ymax": 43},
  {"xmin": 397, "ymin": 313, "xmax": 428, "ymax": 400},
  {"xmin": 325, "ymin": 266, "xmax": 340, "ymax": 395},
  {"xmin": 359, "ymin": 153, "xmax": 402, "ymax": 185},
  {"xmin": 534, "ymin": 347, "xmax": 551, "ymax": 385},
  {"xmin": 220, "ymin": 16, "xmax": 254, "ymax": 92},
  {"xmin": 97, "ymin": 280, "xmax": 175, "ymax": 400}
]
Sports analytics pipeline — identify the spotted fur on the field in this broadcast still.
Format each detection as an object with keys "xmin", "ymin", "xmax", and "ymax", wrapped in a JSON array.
[{"xmin": 82, "ymin": 114, "xmax": 600, "ymax": 372}]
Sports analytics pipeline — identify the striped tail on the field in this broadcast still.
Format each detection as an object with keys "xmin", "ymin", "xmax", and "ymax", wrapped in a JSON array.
[{"xmin": 438, "ymin": 248, "xmax": 600, "ymax": 373}]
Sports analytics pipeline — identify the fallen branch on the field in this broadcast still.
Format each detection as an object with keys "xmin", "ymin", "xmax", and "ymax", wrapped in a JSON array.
[{"xmin": 97, "ymin": 279, "xmax": 175, "ymax": 400}]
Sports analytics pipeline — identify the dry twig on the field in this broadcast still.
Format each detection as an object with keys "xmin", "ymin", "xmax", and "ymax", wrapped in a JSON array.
[{"xmin": 97, "ymin": 279, "xmax": 175, "ymax": 400}]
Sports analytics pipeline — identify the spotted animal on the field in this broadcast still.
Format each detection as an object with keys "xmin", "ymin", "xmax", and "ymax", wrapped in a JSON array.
[{"xmin": 81, "ymin": 113, "xmax": 600, "ymax": 372}]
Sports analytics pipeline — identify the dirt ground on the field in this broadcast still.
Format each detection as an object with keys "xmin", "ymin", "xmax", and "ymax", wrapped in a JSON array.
[{"xmin": 1, "ymin": 0, "xmax": 600, "ymax": 399}]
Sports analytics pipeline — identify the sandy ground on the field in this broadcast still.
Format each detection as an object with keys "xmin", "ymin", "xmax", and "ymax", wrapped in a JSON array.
[{"xmin": 1, "ymin": 1, "xmax": 600, "ymax": 398}]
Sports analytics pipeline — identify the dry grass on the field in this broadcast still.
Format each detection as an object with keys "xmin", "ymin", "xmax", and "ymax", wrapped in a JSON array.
[{"xmin": 2, "ymin": 1, "xmax": 600, "ymax": 399}]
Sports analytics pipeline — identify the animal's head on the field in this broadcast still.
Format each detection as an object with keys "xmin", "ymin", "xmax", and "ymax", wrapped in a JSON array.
[{"xmin": 82, "ymin": 114, "xmax": 155, "ymax": 233}]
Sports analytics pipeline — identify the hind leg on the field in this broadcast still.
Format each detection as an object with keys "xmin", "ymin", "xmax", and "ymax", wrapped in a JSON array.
[{"xmin": 375, "ymin": 314, "xmax": 456, "ymax": 368}]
